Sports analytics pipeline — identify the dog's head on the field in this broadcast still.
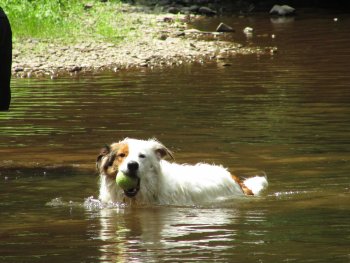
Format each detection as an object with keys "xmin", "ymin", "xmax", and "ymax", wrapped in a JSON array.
[{"xmin": 96, "ymin": 138, "xmax": 174, "ymax": 199}]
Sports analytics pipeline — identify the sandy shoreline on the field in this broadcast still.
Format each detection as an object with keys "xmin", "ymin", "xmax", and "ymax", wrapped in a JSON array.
[{"xmin": 12, "ymin": 11, "xmax": 275, "ymax": 79}]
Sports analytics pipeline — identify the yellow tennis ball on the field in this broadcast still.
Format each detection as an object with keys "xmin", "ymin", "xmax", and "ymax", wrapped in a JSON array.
[{"xmin": 116, "ymin": 171, "xmax": 138, "ymax": 190}]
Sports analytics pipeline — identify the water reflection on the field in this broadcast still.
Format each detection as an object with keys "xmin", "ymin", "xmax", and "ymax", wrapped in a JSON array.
[
  {"xmin": 270, "ymin": 16, "xmax": 295, "ymax": 25},
  {"xmin": 90, "ymin": 206, "xmax": 268, "ymax": 262}
]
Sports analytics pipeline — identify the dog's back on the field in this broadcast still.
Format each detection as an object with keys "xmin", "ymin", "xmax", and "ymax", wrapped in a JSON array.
[{"xmin": 157, "ymin": 160, "xmax": 244, "ymax": 205}]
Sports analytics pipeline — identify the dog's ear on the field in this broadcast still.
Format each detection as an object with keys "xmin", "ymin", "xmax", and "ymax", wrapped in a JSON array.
[
  {"xmin": 104, "ymin": 152, "xmax": 116, "ymax": 169},
  {"xmin": 96, "ymin": 145, "xmax": 110, "ymax": 171},
  {"xmin": 153, "ymin": 141, "xmax": 175, "ymax": 160}
]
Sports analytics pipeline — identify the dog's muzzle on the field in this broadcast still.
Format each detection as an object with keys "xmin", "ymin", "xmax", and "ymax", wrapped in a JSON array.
[
  {"xmin": 123, "ymin": 161, "xmax": 140, "ymax": 198},
  {"xmin": 123, "ymin": 176, "xmax": 140, "ymax": 198}
]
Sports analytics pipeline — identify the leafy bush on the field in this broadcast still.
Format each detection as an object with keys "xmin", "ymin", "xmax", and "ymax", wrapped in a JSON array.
[{"xmin": 0, "ymin": 0, "xmax": 133, "ymax": 43}]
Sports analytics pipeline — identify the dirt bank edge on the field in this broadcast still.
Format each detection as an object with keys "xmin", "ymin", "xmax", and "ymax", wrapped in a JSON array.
[{"xmin": 11, "ymin": 10, "xmax": 275, "ymax": 79}]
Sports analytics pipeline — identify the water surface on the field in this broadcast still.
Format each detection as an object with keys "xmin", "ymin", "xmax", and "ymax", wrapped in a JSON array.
[{"xmin": 1, "ymin": 12, "xmax": 349, "ymax": 262}]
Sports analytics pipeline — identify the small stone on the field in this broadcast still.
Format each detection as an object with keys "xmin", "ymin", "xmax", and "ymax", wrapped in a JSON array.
[
  {"xmin": 84, "ymin": 3, "xmax": 94, "ymax": 10},
  {"xmin": 216, "ymin": 22, "xmax": 234, "ymax": 32},
  {"xmin": 189, "ymin": 5, "xmax": 200, "ymax": 13},
  {"xmin": 174, "ymin": 31, "xmax": 185, "ymax": 37},
  {"xmin": 70, "ymin": 66, "xmax": 82, "ymax": 72},
  {"xmin": 159, "ymin": 33, "xmax": 168, "ymax": 40},
  {"xmin": 243, "ymin": 27, "xmax": 253, "ymax": 34},
  {"xmin": 198, "ymin": 6, "xmax": 216, "ymax": 16},
  {"xmin": 13, "ymin": 50, "xmax": 21, "ymax": 57},
  {"xmin": 14, "ymin": 67, "xmax": 24, "ymax": 72},
  {"xmin": 270, "ymin": 5, "xmax": 295, "ymax": 16},
  {"xmin": 159, "ymin": 0, "xmax": 171, "ymax": 5},
  {"xmin": 184, "ymin": 28, "xmax": 201, "ymax": 35},
  {"xmin": 167, "ymin": 7, "xmax": 180, "ymax": 14}
]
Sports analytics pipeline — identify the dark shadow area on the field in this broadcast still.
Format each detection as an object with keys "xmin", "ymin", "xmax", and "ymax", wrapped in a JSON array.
[
  {"xmin": 0, "ymin": 7, "xmax": 12, "ymax": 111},
  {"xmin": 123, "ymin": 0, "xmax": 350, "ymax": 14}
]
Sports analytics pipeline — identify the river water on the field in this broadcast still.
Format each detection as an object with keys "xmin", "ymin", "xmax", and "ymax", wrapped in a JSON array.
[{"xmin": 1, "ymin": 12, "xmax": 349, "ymax": 262}]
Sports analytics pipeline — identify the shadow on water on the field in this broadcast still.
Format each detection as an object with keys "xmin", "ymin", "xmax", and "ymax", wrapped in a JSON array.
[{"xmin": 1, "ymin": 11, "xmax": 350, "ymax": 263}]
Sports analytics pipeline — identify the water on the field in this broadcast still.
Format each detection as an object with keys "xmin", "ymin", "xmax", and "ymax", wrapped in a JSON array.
[{"xmin": 1, "ymin": 12, "xmax": 350, "ymax": 262}]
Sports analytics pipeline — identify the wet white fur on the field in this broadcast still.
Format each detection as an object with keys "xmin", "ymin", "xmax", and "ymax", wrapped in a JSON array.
[{"xmin": 98, "ymin": 138, "xmax": 268, "ymax": 206}]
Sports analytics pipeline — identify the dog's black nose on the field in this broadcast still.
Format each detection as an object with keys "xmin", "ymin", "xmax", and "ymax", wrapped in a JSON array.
[{"xmin": 127, "ymin": 161, "xmax": 139, "ymax": 172}]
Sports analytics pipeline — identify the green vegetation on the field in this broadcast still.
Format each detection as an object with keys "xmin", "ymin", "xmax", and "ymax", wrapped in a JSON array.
[{"xmin": 0, "ymin": 0, "xmax": 148, "ymax": 43}]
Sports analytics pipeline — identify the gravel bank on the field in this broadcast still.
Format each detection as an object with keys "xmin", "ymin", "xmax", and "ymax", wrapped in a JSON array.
[{"xmin": 12, "ymin": 10, "xmax": 275, "ymax": 79}]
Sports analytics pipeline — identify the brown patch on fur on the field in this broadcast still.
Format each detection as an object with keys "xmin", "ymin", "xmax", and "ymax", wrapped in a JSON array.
[
  {"xmin": 231, "ymin": 174, "xmax": 254, "ymax": 196},
  {"xmin": 103, "ymin": 143, "xmax": 129, "ymax": 178},
  {"xmin": 115, "ymin": 143, "xmax": 129, "ymax": 166}
]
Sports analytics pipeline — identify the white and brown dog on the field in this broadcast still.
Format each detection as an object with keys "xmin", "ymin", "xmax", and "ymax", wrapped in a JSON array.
[{"xmin": 96, "ymin": 138, "xmax": 268, "ymax": 206}]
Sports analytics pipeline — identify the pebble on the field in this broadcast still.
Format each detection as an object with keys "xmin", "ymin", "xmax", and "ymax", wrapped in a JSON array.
[
  {"xmin": 243, "ymin": 27, "xmax": 253, "ymax": 34},
  {"xmin": 14, "ymin": 67, "xmax": 24, "ymax": 72},
  {"xmin": 216, "ymin": 22, "xmax": 234, "ymax": 32}
]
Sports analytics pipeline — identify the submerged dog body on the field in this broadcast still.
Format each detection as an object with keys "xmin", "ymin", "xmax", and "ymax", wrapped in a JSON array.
[{"xmin": 96, "ymin": 138, "xmax": 268, "ymax": 205}]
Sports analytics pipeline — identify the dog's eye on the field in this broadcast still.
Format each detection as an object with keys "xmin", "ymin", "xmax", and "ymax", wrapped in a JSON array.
[
  {"xmin": 118, "ymin": 153, "xmax": 126, "ymax": 158},
  {"xmin": 139, "ymin": 154, "xmax": 146, "ymax": 159}
]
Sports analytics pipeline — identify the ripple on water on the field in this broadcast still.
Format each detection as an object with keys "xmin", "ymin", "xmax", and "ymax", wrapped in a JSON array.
[{"xmin": 46, "ymin": 196, "xmax": 127, "ymax": 211}]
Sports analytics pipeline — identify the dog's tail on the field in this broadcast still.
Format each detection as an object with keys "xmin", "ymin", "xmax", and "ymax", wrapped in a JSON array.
[{"xmin": 243, "ymin": 174, "xmax": 268, "ymax": 196}]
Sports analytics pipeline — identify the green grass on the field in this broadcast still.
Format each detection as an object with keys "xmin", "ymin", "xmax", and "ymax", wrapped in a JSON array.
[{"xmin": 0, "ymin": 0, "xmax": 146, "ymax": 44}]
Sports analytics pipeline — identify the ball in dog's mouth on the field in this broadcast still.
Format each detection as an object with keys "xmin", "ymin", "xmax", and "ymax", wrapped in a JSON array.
[{"xmin": 116, "ymin": 171, "xmax": 140, "ymax": 198}]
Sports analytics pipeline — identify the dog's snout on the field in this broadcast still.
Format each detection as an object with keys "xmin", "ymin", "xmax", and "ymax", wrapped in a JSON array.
[{"xmin": 127, "ymin": 161, "xmax": 139, "ymax": 172}]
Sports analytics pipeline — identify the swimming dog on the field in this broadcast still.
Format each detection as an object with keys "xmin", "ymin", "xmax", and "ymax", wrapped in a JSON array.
[{"xmin": 96, "ymin": 138, "xmax": 268, "ymax": 205}]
